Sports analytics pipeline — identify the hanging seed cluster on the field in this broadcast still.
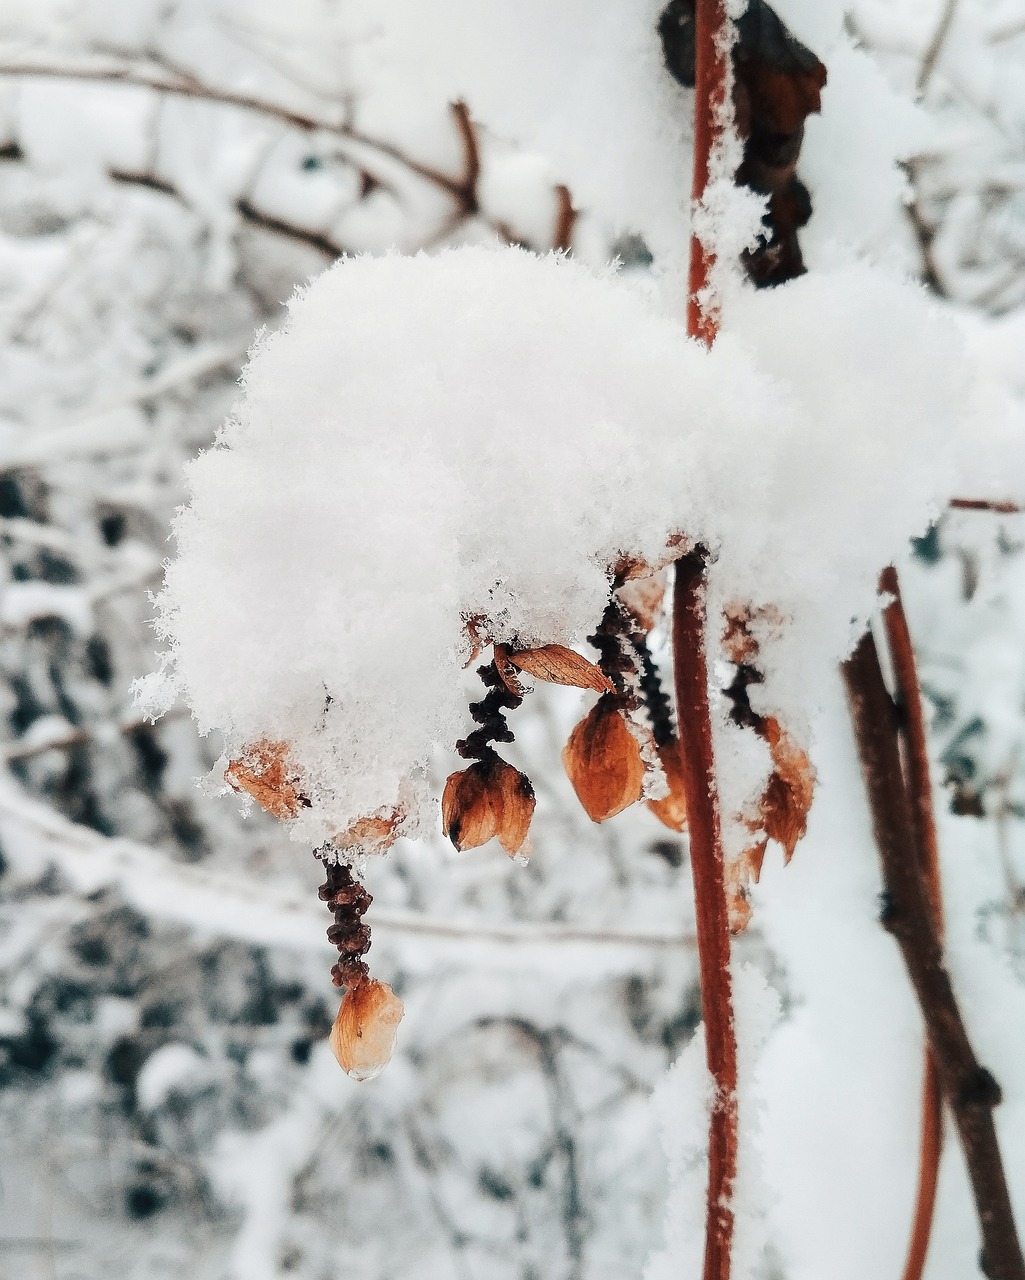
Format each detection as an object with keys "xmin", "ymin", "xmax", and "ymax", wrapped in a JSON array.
[{"xmin": 221, "ymin": 572, "xmax": 814, "ymax": 1077}]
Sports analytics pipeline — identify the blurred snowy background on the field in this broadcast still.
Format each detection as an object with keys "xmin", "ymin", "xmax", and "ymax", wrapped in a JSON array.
[{"xmin": 0, "ymin": 2, "xmax": 1024, "ymax": 1279}]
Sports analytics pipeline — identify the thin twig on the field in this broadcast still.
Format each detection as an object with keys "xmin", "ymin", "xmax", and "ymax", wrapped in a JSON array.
[
  {"xmin": 0, "ymin": 54, "xmax": 465, "ymax": 198},
  {"xmin": 449, "ymin": 100, "xmax": 480, "ymax": 216},
  {"xmin": 673, "ymin": 548, "xmax": 738, "ymax": 1280},
  {"xmin": 918, "ymin": 0, "xmax": 960, "ymax": 93},
  {"xmin": 553, "ymin": 185, "xmax": 577, "ymax": 253},
  {"xmin": 843, "ymin": 630, "xmax": 1025, "ymax": 1280},
  {"xmin": 880, "ymin": 565, "xmax": 945, "ymax": 1280},
  {"xmin": 236, "ymin": 197, "xmax": 347, "ymax": 258},
  {"xmin": 950, "ymin": 499, "xmax": 1023, "ymax": 514}
]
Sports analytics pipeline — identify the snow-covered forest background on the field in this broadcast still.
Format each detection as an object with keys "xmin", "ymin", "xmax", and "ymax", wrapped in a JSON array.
[{"xmin": 1, "ymin": 1, "xmax": 1025, "ymax": 1278}]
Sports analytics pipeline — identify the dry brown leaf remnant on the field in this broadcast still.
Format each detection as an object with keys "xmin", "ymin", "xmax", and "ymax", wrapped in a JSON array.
[
  {"xmin": 226, "ymin": 739, "xmax": 306, "ymax": 819},
  {"xmin": 505, "ymin": 643, "xmax": 614, "ymax": 692}
]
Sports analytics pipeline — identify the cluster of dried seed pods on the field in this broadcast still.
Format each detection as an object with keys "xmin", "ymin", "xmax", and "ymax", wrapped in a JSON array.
[
  {"xmin": 225, "ymin": 739, "xmax": 404, "ymax": 1079},
  {"xmin": 441, "ymin": 638, "xmax": 613, "ymax": 855},
  {"xmin": 318, "ymin": 857, "xmax": 403, "ymax": 1080},
  {"xmin": 222, "ymin": 572, "xmax": 816, "ymax": 1081}
]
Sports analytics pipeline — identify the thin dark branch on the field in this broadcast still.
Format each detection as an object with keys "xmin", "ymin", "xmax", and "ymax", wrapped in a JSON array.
[
  {"xmin": 553, "ymin": 184, "xmax": 577, "ymax": 253},
  {"xmin": 843, "ymin": 630, "xmax": 1025, "ymax": 1280},
  {"xmin": 0, "ymin": 56, "xmax": 466, "ymax": 198},
  {"xmin": 449, "ymin": 100, "xmax": 479, "ymax": 216},
  {"xmin": 236, "ymin": 197, "xmax": 346, "ymax": 258},
  {"xmin": 904, "ymin": 196, "xmax": 949, "ymax": 297},
  {"xmin": 950, "ymin": 499, "xmax": 1024, "ymax": 514},
  {"xmin": 918, "ymin": 0, "xmax": 960, "ymax": 92},
  {"xmin": 880, "ymin": 565, "xmax": 945, "ymax": 1280}
]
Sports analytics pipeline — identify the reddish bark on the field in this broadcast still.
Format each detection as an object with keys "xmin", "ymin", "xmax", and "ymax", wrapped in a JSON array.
[{"xmin": 673, "ymin": 550, "xmax": 739, "ymax": 1280}]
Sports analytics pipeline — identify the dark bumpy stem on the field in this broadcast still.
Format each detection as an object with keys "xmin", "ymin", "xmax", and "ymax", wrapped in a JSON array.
[
  {"xmin": 318, "ymin": 858, "xmax": 373, "ymax": 989},
  {"xmin": 843, "ymin": 631, "xmax": 1025, "ymax": 1280},
  {"xmin": 636, "ymin": 639, "xmax": 676, "ymax": 747},
  {"xmin": 589, "ymin": 600, "xmax": 639, "ymax": 698},
  {"xmin": 456, "ymin": 659, "xmax": 524, "ymax": 762},
  {"xmin": 673, "ymin": 547, "xmax": 738, "ymax": 1280},
  {"xmin": 591, "ymin": 599, "xmax": 675, "ymax": 743}
]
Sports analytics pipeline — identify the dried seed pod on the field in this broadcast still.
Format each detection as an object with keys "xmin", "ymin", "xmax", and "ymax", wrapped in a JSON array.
[
  {"xmin": 563, "ymin": 694, "xmax": 645, "ymax": 823},
  {"xmin": 442, "ymin": 757, "xmax": 536, "ymax": 855},
  {"xmin": 330, "ymin": 979, "xmax": 404, "ymax": 1081},
  {"xmin": 506, "ymin": 644, "xmax": 613, "ymax": 693},
  {"xmin": 226, "ymin": 739, "xmax": 304, "ymax": 820},
  {"xmin": 647, "ymin": 739, "xmax": 688, "ymax": 832}
]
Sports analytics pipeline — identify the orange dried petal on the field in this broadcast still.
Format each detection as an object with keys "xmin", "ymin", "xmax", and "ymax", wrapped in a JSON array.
[
  {"xmin": 442, "ymin": 758, "xmax": 535, "ymax": 855},
  {"xmin": 330, "ymin": 979, "xmax": 404, "ymax": 1081},
  {"xmin": 762, "ymin": 717, "xmax": 815, "ymax": 862},
  {"xmin": 647, "ymin": 739, "xmax": 688, "ymax": 833},
  {"xmin": 226, "ymin": 739, "xmax": 304, "ymax": 820},
  {"xmin": 563, "ymin": 695, "xmax": 645, "ymax": 823},
  {"xmin": 507, "ymin": 644, "xmax": 613, "ymax": 693}
]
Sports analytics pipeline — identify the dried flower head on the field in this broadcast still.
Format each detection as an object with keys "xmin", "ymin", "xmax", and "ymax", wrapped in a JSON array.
[
  {"xmin": 442, "ymin": 756, "xmax": 536, "ymax": 855},
  {"xmin": 330, "ymin": 979, "xmax": 404, "ymax": 1081},
  {"xmin": 563, "ymin": 694, "xmax": 645, "ymax": 823}
]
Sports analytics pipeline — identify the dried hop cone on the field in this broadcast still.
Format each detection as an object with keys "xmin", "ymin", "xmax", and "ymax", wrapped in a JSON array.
[
  {"xmin": 442, "ymin": 757, "xmax": 536, "ymax": 855},
  {"xmin": 330, "ymin": 979, "xmax": 404, "ymax": 1081},
  {"xmin": 563, "ymin": 694, "xmax": 645, "ymax": 823}
]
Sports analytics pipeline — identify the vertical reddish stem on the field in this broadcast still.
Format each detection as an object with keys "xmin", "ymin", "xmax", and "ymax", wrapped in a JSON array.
[
  {"xmin": 674, "ymin": 550, "xmax": 738, "ymax": 1280},
  {"xmin": 880, "ymin": 565, "xmax": 945, "ymax": 1280},
  {"xmin": 676, "ymin": 6, "xmax": 738, "ymax": 1279},
  {"xmin": 688, "ymin": 0, "xmax": 731, "ymax": 345}
]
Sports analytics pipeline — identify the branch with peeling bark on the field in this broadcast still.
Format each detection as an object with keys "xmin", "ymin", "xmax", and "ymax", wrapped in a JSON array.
[{"xmin": 843, "ymin": 628, "xmax": 1025, "ymax": 1280}]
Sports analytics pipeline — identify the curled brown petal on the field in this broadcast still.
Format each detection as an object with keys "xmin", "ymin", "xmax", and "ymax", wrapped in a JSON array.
[{"xmin": 507, "ymin": 644, "xmax": 614, "ymax": 693}]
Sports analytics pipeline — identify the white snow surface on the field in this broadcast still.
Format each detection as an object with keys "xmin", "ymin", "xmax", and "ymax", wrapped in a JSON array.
[{"xmin": 142, "ymin": 246, "xmax": 1021, "ymax": 845}]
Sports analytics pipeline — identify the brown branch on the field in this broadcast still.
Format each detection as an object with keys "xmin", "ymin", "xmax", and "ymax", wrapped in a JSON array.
[
  {"xmin": 109, "ymin": 166, "xmax": 179, "ymax": 197},
  {"xmin": 687, "ymin": 0, "xmax": 731, "ymax": 345},
  {"xmin": 449, "ymin": 100, "xmax": 480, "ymax": 215},
  {"xmin": 1, "ymin": 56, "xmax": 467, "ymax": 199},
  {"xmin": 903, "ymin": 194, "xmax": 948, "ymax": 298},
  {"xmin": 950, "ymin": 499, "xmax": 1023, "ymax": 514},
  {"xmin": 880, "ymin": 565, "xmax": 945, "ymax": 1280},
  {"xmin": 553, "ymin": 184, "xmax": 577, "ymax": 253},
  {"xmin": 674, "ymin": 8, "xmax": 739, "ymax": 1280},
  {"xmin": 673, "ymin": 548, "xmax": 738, "ymax": 1280},
  {"xmin": 843, "ymin": 629, "xmax": 1025, "ymax": 1280},
  {"xmin": 236, "ymin": 197, "xmax": 346, "ymax": 259}
]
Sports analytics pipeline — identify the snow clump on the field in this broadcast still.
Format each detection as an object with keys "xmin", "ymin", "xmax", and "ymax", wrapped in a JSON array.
[{"xmin": 139, "ymin": 245, "xmax": 1020, "ymax": 845}]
